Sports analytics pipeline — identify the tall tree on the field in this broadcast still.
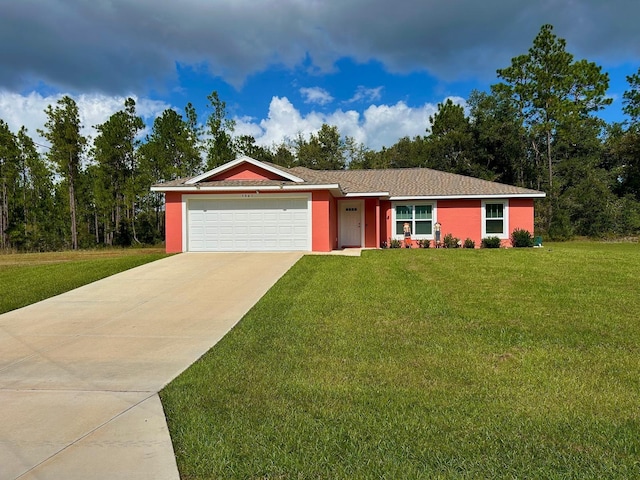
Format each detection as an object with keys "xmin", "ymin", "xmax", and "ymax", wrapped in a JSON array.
[
  {"xmin": 622, "ymin": 67, "xmax": 640, "ymax": 125},
  {"xmin": 205, "ymin": 91, "xmax": 235, "ymax": 169},
  {"xmin": 614, "ymin": 68, "xmax": 640, "ymax": 199},
  {"xmin": 295, "ymin": 124, "xmax": 346, "ymax": 170},
  {"xmin": 468, "ymin": 89, "xmax": 530, "ymax": 186},
  {"xmin": 140, "ymin": 107, "xmax": 202, "ymax": 181},
  {"xmin": 138, "ymin": 106, "xmax": 203, "ymax": 242},
  {"xmin": 93, "ymin": 97, "xmax": 145, "ymax": 245},
  {"xmin": 16, "ymin": 127, "xmax": 54, "ymax": 250},
  {"xmin": 0, "ymin": 120, "xmax": 19, "ymax": 249},
  {"xmin": 344, "ymin": 136, "xmax": 369, "ymax": 169},
  {"xmin": 495, "ymin": 24, "xmax": 611, "ymax": 190},
  {"xmin": 376, "ymin": 136, "xmax": 426, "ymax": 169},
  {"xmin": 234, "ymin": 135, "xmax": 274, "ymax": 162},
  {"xmin": 271, "ymin": 142, "xmax": 296, "ymax": 168},
  {"xmin": 39, "ymin": 96, "xmax": 86, "ymax": 250},
  {"xmin": 424, "ymin": 99, "xmax": 478, "ymax": 175}
]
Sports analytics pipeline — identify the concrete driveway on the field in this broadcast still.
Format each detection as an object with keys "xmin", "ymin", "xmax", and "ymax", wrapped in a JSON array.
[{"xmin": 0, "ymin": 252, "xmax": 302, "ymax": 480}]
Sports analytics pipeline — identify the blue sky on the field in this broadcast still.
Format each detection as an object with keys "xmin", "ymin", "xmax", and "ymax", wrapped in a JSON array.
[{"xmin": 1, "ymin": 0, "xmax": 639, "ymax": 152}]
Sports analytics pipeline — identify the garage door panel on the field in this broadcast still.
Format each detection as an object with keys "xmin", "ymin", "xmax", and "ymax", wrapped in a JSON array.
[
  {"xmin": 188, "ymin": 197, "xmax": 309, "ymax": 251},
  {"xmin": 261, "ymin": 238, "xmax": 278, "ymax": 250}
]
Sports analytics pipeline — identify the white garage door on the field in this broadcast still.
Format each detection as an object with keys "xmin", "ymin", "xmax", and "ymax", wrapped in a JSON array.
[{"xmin": 187, "ymin": 196, "xmax": 310, "ymax": 251}]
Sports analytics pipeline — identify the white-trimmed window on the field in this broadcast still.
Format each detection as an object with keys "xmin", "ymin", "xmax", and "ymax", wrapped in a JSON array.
[
  {"xmin": 393, "ymin": 203, "xmax": 435, "ymax": 238},
  {"xmin": 482, "ymin": 200, "xmax": 509, "ymax": 239}
]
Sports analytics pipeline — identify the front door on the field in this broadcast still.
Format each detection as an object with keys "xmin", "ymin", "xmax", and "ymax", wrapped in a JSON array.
[{"xmin": 339, "ymin": 200, "xmax": 363, "ymax": 248}]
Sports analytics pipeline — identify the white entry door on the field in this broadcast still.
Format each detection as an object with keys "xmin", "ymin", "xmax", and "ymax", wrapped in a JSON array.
[{"xmin": 339, "ymin": 200, "xmax": 363, "ymax": 248}]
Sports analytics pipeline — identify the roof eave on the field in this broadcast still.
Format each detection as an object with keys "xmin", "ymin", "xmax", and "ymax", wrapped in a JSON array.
[
  {"xmin": 344, "ymin": 191, "xmax": 390, "ymax": 198},
  {"xmin": 151, "ymin": 184, "xmax": 343, "ymax": 193},
  {"xmin": 390, "ymin": 193, "xmax": 546, "ymax": 200}
]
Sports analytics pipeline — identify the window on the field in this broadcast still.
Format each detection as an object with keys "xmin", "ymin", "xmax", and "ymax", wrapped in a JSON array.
[
  {"xmin": 482, "ymin": 201, "xmax": 508, "ymax": 239},
  {"xmin": 394, "ymin": 204, "xmax": 434, "ymax": 237}
]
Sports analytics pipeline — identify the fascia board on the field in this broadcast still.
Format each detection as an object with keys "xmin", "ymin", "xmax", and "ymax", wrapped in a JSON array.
[
  {"xmin": 151, "ymin": 184, "xmax": 342, "ymax": 193},
  {"xmin": 344, "ymin": 192, "xmax": 390, "ymax": 197},
  {"xmin": 390, "ymin": 193, "xmax": 546, "ymax": 200}
]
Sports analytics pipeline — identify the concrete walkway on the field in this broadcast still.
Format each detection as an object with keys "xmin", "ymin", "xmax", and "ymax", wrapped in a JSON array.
[{"xmin": 0, "ymin": 252, "xmax": 302, "ymax": 480}]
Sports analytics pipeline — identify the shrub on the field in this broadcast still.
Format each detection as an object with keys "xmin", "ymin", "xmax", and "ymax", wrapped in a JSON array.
[
  {"xmin": 417, "ymin": 239, "xmax": 431, "ymax": 248},
  {"xmin": 389, "ymin": 238, "xmax": 402, "ymax": 249},
  {"xmin": 481, "ymin": 236, "xmax": 501, "ymax": 248},
  {"xmin": 463, "ymin": 238, "xmax": 475, "ymax": 249},
  {"xmin": 443, "ymin": 233, "xmax": 460, "ymax": 248},
  {"xmin": 511, "ymin": 228, "xmax": 534, "ymax": 247}
]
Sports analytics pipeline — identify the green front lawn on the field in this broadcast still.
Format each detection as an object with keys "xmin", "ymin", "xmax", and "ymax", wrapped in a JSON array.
[
  {"xmin": 162, "ymin": 242, "xmax": 640, "ymax": 479},
  {"xmin": 0, "ymin": 249, "xmax": 167, "ymax": 314}
]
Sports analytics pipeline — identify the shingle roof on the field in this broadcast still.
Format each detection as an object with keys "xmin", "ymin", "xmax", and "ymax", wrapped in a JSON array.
[
  {"xmin": 287, "ymin": 167, "xmax": 544, "ymax": 197},
  {"xmin": 152, "ymin": 160, "xmax": 545, "ymax": 198}
]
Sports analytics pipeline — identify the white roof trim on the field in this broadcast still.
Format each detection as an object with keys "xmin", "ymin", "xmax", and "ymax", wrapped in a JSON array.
[
  {"xmin": 390, "ymin": 193, "xmax": 546, "ymax": 200},
  {"xmin": 185, "ymin": 155, "xmax": 304, "ymax": 184},
  {"xmin": 151, "ymin": 184, "xmax": 342, "ymax": 193},
  {"xmin": 344, "ymin": 192, "xmax": 390, "ymax": 197}
]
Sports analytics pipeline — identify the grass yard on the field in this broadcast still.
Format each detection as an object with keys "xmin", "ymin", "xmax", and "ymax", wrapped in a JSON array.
[
  {"xmin": 0, "ymin": 248, "xmax": 168, "ymax": 314},
  {"xmin": 161, "ymin": 242, "xmax": 640, "ymax": 479}
]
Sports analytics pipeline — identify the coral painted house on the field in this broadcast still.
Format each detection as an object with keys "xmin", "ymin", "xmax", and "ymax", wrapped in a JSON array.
[{"xmin": 151, "ymin": 156, "xmax": 545, "ymax": 252}]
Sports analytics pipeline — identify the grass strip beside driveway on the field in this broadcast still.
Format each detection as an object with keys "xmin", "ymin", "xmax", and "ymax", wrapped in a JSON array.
[
  {"xmin": 0, "ymin": 249, "xmax": 168, "ymax": 314},
  {"xmin": 162, "ymin": 242, "xmax": 640, "ymax": 479}
]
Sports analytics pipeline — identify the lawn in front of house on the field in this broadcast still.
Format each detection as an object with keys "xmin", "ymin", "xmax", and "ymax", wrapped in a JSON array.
[
  {"xmin": 0, "ymin": 248, "xmax": 168, "ymax": 314},
  {"xmin": 161, "ymin": 242, "xmax": 640, "ymax": 479}
]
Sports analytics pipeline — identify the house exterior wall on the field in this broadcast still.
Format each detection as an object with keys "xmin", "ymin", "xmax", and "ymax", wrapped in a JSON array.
[
  {"xmin": 213, "ymin": 163, "xmax": 285, "ymax": 180},
  {"xmin": 364, "ymin": 198, "xmax": 379, "ymax": 248},
  {"xmin": 376, "ymin": 198, "xmax": 536, "ymax": 248},
  {"xmin": 312, "ymin": 190, "xmax": 335, "ymax": 252},
  {"xmin": 330, "ymin": 194, "xmax": 338, "ymax": 249},
  {"xmin": 165, "ymin": 191, "xmax": 183, "ymax": 253},
  {"xmin": 380, "ymin": 200, "xmax": 392, "ymax": 245},
  {"xmin": 437, "ymin": 199, "xmax": 482, "ymax": 246},
  {"xmin": 506, "ymin": 198, "xmax": 535, "ymax": 246}
]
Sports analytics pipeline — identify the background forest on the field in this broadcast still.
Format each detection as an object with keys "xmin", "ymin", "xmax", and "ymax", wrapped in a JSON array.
[{"xmin": 1, "ymin": 25, "xmax": 639, "ymax": 251}]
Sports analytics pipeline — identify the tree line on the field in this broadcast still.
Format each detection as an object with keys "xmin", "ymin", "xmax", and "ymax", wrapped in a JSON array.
[{"xmin": 1, "ymin": 24, "xmax": 639, "ymax": 251}]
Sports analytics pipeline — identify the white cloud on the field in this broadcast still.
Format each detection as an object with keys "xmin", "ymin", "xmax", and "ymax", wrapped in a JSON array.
[
  {"xmin": 237, "ymin": 96, "xmax": 459, "ymax": 151},
  {"xmin": 0, "ymin": 90, "xmax": 169, "ymax": 149},
  {"xmin": 300, "ymin": 87, "xmax": 334, "ymax": 105},
  {"xmin": 347, "ymin": 86, "xmax": 383, "ymax": 104}
]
